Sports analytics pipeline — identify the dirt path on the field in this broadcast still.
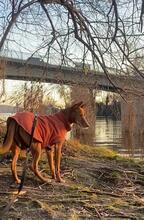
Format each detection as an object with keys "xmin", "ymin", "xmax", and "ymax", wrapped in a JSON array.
[{"xmin": 0, "ymin": 142, "xmax": 144, "ymax": 219}]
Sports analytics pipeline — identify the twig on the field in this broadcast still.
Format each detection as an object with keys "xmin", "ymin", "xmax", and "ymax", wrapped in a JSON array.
[
  {"xmin": 0, "ymin": 190, "xmax": 27, "ymax": 195},
  {"xmin": 94, "ymin": 207, "xmax": 102, "ymax": 219},
  {"xmin": 80, "ymin": 189, "xmax": 122, "ymax": 198},
  {"xmin": 108, "ymin": 214, "xmax": 138, "ymax": 219}
]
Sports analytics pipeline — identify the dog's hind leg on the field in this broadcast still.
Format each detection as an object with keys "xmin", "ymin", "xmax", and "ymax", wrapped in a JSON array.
[
  {"xmin": 11, "ymin": 143, "xmax": 21, "ymax": 184},
  {"xmin": 31, "ymin": 143, "xmax": 50, "ymax": 183}
]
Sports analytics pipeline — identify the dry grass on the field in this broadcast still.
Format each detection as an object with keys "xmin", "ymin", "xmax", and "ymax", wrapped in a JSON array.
[{"xmin": 0, "ymin": 140, "xmax": 144, "ymax": 219}]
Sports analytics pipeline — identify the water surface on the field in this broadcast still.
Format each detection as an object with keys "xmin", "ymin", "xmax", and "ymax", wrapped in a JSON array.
[{"xmin": 94, "ymin": 117, "xmax": 143, "ymax": 158}]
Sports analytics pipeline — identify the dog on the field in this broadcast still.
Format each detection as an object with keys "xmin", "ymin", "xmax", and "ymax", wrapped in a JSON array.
[{"xmin": 0, "ymin": 102, "xmax": 89, "ymax": 184}]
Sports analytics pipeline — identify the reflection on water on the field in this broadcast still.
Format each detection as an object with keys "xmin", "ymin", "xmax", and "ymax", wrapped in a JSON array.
[
  {"xmin": 94, "ymin": 117, "xmax": 144, "ymax": 158},
  {"xmin": 94, "ymin": 117, "xmax": 122, "ymax": 153}
]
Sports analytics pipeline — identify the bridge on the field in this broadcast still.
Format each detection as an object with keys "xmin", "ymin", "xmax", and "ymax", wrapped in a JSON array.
[{"xmin": 0, "ymin": 52, "xmax": 143, "ymax": 92}]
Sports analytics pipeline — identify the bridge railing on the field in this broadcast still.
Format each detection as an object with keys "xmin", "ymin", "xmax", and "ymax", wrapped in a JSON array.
[
  {"xmin": 0, "ymin": 49, "xmax": 110, "ymax": 75},
  {"xmin": 1, "ymin": 48, "xmax": 134, "ymax": 77},
  {"xmin": 0, "ymin": 49, "xmax": 44, "ymax": 61}
]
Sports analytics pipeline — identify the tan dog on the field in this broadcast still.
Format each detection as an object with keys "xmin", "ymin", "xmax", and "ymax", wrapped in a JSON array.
[{"xmin": 0, "ymin": 102, "xmax": 89, "ymax": 184}]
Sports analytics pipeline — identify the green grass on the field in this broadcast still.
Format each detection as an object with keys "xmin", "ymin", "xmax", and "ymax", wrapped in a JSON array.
[{"xmin": 64, "ymin": 139, "xmax": 117, "ymax": 159}]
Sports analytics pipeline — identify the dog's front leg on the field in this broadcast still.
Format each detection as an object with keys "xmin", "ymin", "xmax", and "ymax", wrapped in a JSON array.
[
  {"xmin": 55, "ymin": 142, "xmax": 64, "ymax": 183},
  {"xmin": 46, "ymin": 147, "xmax": 56, "ymax": 180}
]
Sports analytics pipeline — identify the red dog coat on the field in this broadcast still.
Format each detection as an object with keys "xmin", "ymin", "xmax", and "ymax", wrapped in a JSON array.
[{"xmin": 9, "ymin": 111, "xmax": 71, "ymax": 148}]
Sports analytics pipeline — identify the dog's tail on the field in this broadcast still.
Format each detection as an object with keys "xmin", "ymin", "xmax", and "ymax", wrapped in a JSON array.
[{"xmin": 0, "ymin": 119, "xmax": 15, "ymax": 154}]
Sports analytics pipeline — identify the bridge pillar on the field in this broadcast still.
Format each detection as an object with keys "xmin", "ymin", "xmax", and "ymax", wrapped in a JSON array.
[
  {"xmin": 71, "ymin": 86, "xmax": 96, "ymax": 145},
  {"xmin": 121, "ymin": 92, "xmax": 144, "ymax": 156}
]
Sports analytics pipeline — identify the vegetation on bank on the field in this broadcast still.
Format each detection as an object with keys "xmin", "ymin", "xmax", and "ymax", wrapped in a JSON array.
[
  {"xmin": 96, "ymin": 101, "xmax": 121, "ymax": 120},
  {"xmin": 0, "ymin": 139, "xmax": 144, "ymax": 219}
]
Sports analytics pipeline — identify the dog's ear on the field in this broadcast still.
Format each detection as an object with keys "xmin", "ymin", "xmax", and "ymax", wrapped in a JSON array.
[
  {"xmin": 71, "ymin": 101, "xmax": 85, "ymax": 109},
  {"xmin": 80, "ymin": 103, "xmax": 86, "ymax": 108}
]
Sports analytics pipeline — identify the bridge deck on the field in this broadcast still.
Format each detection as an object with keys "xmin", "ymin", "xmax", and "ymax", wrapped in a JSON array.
[{"xmin": 0, "ymin": 56, "xmax": 143, "ymax": 91}]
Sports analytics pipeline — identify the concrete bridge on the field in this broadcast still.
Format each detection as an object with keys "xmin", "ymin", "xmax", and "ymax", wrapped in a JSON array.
[{"xmin": 1, "ymin": 55, "xmax": 144, "ymax": 92}]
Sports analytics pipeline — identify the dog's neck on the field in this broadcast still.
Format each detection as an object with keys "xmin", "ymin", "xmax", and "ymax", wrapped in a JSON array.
[
  {"xmin": 61, "ymin": 108, "xmax": 75, "ymax": 125},
  {"xmin": 55, "ymin": 109, "xmax": 73, "ymax": 131}
]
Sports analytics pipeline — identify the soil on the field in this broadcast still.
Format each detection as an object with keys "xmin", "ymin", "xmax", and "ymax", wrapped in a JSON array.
[{"xmin": 0, "ymin": 140, "xmax": 144, "ymax": 220}]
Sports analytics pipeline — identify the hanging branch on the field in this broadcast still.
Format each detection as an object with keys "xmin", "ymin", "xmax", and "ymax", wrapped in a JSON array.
[
  {"xmin": 46, "ymin": 0, "xmax": 124, "ymax": 93},
  {"xmin": 0, "ymin": 0, "xmax": 38, "ymax": 50}
]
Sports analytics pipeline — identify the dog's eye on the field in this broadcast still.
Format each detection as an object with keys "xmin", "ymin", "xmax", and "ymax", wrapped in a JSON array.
[{"xmin": 80, "ymin": 113, "xmax": 84, "ymax": 117}]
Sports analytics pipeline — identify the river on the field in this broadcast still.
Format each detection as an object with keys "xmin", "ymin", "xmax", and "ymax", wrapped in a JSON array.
[
  {"xmin": 94, "ymin": 117, "xmax": 122, "ymax": 151},
  {"xmin": 94, "ymin": 117, "xmax": 144, "ymax": 158},
  {"xmin": 94, "ymin": 117, "xmax": 125, "ymax": 155}
]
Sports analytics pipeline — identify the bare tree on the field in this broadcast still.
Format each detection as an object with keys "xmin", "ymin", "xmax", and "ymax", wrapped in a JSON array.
[{"xmin": 9, "ymin": 81, "xmax": 43, "ymax": 112}]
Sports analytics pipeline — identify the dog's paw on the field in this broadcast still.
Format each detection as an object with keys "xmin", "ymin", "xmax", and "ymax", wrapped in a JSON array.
[
  {"xmin": 10, "ymin": 179, "xmax": 21, "ymax": 188},
  {"xmin": 46, "ymin": 179, "xmax": 52, "ymax": 183},
  {"xmin": 56, "ymin": 177, "xmax": 65, "ymax": 183},
  {"xmin": 41, "ymin": 178, "xmax": 52, "ymax": 184},
  {"xmin": 16, "ymin": 179, "xmax": 21, "ymax": 184},
  {"xmin": 51, "ymin": 174, "xmax": 56, "ymax": 180}
]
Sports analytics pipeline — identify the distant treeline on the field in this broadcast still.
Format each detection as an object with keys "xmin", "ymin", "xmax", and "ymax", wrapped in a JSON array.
[{"xmin": 96, "ymin": 101, "xmax": 121, "ymax": 120}]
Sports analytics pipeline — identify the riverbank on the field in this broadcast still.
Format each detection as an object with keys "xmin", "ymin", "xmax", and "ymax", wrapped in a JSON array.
[{"xmin": 0, "ymin": 140, "xmax": 144, "ymax": 219}]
